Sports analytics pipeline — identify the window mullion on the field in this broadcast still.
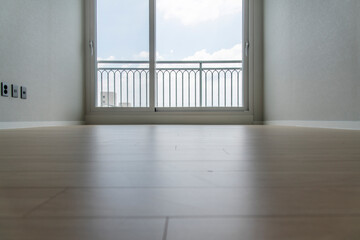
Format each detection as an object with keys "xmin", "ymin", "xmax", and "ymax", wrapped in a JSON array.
[{"xmin": 149, "ymin": 0, "xmax": 156, "ymax": 111}]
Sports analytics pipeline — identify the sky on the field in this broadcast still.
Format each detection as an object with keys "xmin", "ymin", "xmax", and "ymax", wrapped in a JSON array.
[{"xmin": 97, "ymin": 0, "xmax": 243, "ymax": 61}]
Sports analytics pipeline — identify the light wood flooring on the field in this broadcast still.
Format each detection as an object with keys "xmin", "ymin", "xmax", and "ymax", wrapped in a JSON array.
[{"xmin": 0, "ymin": 125, "xmax": 360, "ymax": 239}]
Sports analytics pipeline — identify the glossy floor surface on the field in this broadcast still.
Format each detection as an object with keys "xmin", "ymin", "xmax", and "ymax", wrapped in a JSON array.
[{"xmin": 0, "ymin": 125, "xmax": 360, "ymax": 239}]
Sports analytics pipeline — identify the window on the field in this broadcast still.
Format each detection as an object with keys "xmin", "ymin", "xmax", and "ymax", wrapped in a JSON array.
[
  {"xmin": 156, "ymin": 0, "xmax": 244, "ymax": 109},
  {"xmin": 97, "ymin": 0, "xmax": 150, "ymax": 108},
  {"xmin": 88, "ymin": 0, "xmax": 250, "ymax": 114}
]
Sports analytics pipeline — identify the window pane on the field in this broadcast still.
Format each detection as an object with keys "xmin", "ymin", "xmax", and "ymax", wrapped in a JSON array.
[
  {"xmin": 156, "ymin": 0, "xmax": 243, "ymax": 108},
  {"xmin": 97, "ymin": 0, "xmax": 149, "ymax": 108}
]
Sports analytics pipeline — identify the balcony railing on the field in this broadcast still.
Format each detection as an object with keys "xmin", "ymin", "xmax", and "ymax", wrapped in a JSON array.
[{"xmin": 97, "ymin": 60, "xmax": 243, "ymax": 108}]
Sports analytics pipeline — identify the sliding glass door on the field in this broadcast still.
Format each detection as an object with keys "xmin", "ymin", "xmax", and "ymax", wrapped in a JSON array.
[
  {"xmin": 96, "ymin": 0, "xmax": 150, "ymax": 108},
  {"xmin": 156, "ymin": 0, "xmax": 244, "ymax": 109},
  {"xmin": 94, "ymin": 0, "xmax": 248, "ymax": 112}
]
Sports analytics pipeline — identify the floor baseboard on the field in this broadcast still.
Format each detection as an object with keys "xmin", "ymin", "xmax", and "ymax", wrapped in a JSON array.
[
  {"xmin": 0, "ymin": 121, "xmax": 85, "ymax": 130},
  {"xmin": 264, "ymin": 121, "xmax": 360, "ymax": 130}
]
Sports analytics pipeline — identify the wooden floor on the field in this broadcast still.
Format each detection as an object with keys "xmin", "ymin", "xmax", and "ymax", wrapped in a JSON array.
[{"xmin": 0, "ymin": 125, "xmax": 360, "ymax": 240}]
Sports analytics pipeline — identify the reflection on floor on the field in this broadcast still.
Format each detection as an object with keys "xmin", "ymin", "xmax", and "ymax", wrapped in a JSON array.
[{"xmin": 0, "ymin": 125, "xmax": 360, "ymax": 240}]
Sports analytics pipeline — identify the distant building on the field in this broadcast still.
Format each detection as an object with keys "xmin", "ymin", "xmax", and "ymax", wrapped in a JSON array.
[
  {"xmin": 101, "ymin": 92, "xmax": 116, "ymax": 107},
  {"xmin": 119, "ymin": 102, "xmax": 132, "ymax": 107}
]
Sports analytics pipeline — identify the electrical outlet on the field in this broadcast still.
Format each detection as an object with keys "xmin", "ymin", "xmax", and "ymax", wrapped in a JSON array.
[
  {"xmin": 12, "ymin": 85, "xmax": 19, "ymax": 98},
  {"xmin": 21, "ymin": 86, "xmax": 27, "ymax": 99},
  {"xmin": 1, "ymin": 82, "xmax": 9, "ymax": 97}
]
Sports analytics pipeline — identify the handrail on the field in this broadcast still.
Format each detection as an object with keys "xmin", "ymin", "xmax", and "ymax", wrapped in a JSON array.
[
  {"xmin": 98, "ymin": 68, "xmax": 243, "ymax": 71},
  {"xmin": 96, "ymin": 60, "xmax": 243, "ymax": 108},
  {"xmin": 98, "ymin": 60, "xmax": 242, "ymax": 64}
]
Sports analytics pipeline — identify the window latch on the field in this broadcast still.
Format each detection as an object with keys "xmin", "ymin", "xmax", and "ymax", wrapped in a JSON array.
[
  {"xmin": 89, "ymin": 40, "xmax": 94, "ymax": 56},
  {"xmin": 245, "ymin": 41, "xmax": 250, "ymax": 57}
]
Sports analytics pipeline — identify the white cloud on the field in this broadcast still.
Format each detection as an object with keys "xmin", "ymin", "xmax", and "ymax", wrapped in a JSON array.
[
  {"xmin": 183, "ymin": 44, "xmax": 242, "ymax": 61},
  {"xmin": 135, "ymin": 51, "xmax": 149, "ymax": 59},
  {"xmin": 134, "ymin": 51, "xmax": 164, "ymax": 60},
  {"xmin": 157, "ymin": 0, "xmax": 242, "ymax": 26},
  {"xmin": 97, "ymin": 56, "xmax": 116, "ymax": 61}
]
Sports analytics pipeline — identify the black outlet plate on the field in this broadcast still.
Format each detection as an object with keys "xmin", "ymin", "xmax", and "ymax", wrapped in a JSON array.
[
  {"xmin": 21, "ymin": 86, "xmax": 27, "ymax": 99},
  {"xmin": 12, "ymin": 85, "xmax": 19, "ymax": 98},
  {"xmin": 1, "ymin": 82, "xmax": 9, "ymax": 97}
]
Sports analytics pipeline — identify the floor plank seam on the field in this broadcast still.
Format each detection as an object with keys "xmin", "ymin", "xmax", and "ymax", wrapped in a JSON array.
[
  {"xmin": 22, "ymin": 188, "xmax": 67, "ymax": 218},
  {"xmin": 162, "ymin": 217, "xmax": 169, "ymax": 240},
  {"xmin": 2, "ymin": 171, "xmax": 360, "ymax": 173},
  {"xmin": 2, "ymin": 186, "xmax": 360, "ymax": 189},
  {"xmin": 2, "ymin": 160, "xmax": 360, "ymax": 162},
  {"xmin": 3, "ymin": 214, "xmax": 360, "ymax": 220}
]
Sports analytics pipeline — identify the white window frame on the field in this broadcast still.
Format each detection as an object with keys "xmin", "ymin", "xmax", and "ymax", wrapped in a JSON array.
[{"xmin": 85, "ymin": 0, "xmax": 255, "ymax": 124}]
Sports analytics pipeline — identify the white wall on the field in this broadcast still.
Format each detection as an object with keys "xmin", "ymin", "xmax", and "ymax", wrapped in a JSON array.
[
  {"xmin": 357, "ymin": 1, "xmax": 360, "ymax": 120},
  {"xmin": 264, "ymin": 0, "xmax": 360, "ymax": 124},
  {"xmin": 253, "ymin": 0, "xmax": 264, "ymax": 123},
  {"xmin": 0, "ymin": 0, "xmax": 84, "ymax": 125}
]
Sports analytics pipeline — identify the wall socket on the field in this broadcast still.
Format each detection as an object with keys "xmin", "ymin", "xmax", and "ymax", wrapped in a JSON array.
[
  {"xmin": 21, "ymin": 86, "xmax": 27, "ymax": 99},
  {"xmin": 12, "ymin": 85, "xmax": 19, "ymax": 98},
  {"xmin": 1, "ymin": 82, "xmax": 9, "ymax": 97}
]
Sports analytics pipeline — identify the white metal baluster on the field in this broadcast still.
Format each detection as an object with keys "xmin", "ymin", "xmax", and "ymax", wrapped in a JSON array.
[
  {"xmin": 146, "ymin": 71, "xmax": 149, "ymax": 107},
  {"xmin": 205, "ymin": 70, "xmax": 207, "ymax": 107},
  {"xmin": 155, "ymin": 71, "xmax": 158, "ymax": 107},
  {"xmin": 107, "ymin": 71, "xmax": 110, "ymax": 107},
  {"xmin": 100, "ymin": 71, "xmax": 103, "ymax": 107},
  {"xmin": 113, "ymin": 71, "xmax": 116, "ymax": 107},
  {"xmin": 182, "ymin": 72, "xmax": 184, "ymax": 107},
  {"xmin": 126, "ymin": 71, "xmax": 129, "ymax": 107},
  {"xmin": 211, "ymin": 71, "xmax": 214, "ymax": 107},
  {"xmin": 194, "ymin": 71, "xmax": 197, "ymax": 107},
  {"xmin": 188, "ymin": 72, "xmax": 190, "ymax": 107},
  {"xmin": 236, "ymin": 71, "xmax": 240, "ymax": 107},
  {"xmin": 138, "ymin": 71, "xmax": 141, "ymax": 107},
  {"xmin": 120, "ymin": 72, "xmax": 122, "ymax": 107},
  {"xmin": 231, "ymin": 71, "xmax": 233, "ymax": 107},
  {"xmin": 224, "ymin": 71, "xmax": 226, "ymax": 107},
  {"xmin": 218, "ymin": 71, "xmax": 220, "ymax": 107},
  {"xmin": 199, "ymin": 62, "xmax": 203, "ymax": 107},
  {"xmin": 169, "ymin": 71, "xmax": 171, "ymax": 107},
  {"xmin": 176, "ymin": 71, "xmax": 178, "ymax": 107},
  {"xmin": 162, "ymin": 71, "xmax": 165, "ymax": 107},
  {"xmin": 133, "ymin": 71, "xmax": 135, "ymax": 107}
]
